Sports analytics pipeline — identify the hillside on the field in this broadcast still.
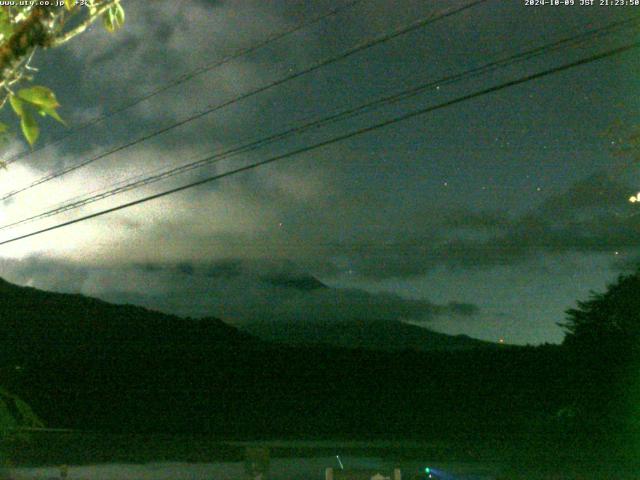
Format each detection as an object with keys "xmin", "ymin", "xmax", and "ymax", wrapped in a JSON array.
[
  {"xmin": 215, "ymin": 271, "xmax": 494, "ymax": 351},
  {"xmin": 0, "ymin": 276, "xmax": 254, "ymax": 360},
  {"xmin": 240, "ymin": 318, "xmax": 492, "ymax": 351},
  {"xmin": 0, "ymin": 275, "xmax": 491, "ymax": 355},
  {"xmin": 0, "ymin": 276, "xmax": 569, "ymax": 438}
]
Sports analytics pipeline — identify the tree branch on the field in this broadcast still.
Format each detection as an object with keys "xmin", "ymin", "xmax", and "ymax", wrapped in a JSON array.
[
  {"xmin": 49, "ymin": 1, "xmax": 120, "ymax": 48},
  {"xmin": 0, "ymin": 7, "xmax": 55, "ymax": 83},
  {"xmin": 0, "ymin": 2, "xmax": 122, "ymax": 90}
]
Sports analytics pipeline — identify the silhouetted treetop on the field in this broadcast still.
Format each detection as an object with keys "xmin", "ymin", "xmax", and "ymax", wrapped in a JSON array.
[{"xmin": 560, "ymin": 270, "xmax": 640, "ymax": 351}]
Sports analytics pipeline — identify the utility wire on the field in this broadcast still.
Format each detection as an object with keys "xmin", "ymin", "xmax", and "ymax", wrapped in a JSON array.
[
  {"xmin": 1, "ymin": 0, "xmax": 366, "ymax": 168},
  {"xmin": 0, "ymin": 16, "xmax": 636, "ymax": 232},
  {"xmin": 0, "ymin": 0, "xmax": 489, "ymax": 202},
  {"xmin": 1, "ymin": 40, "xmax": 637, "ymax": 247}
]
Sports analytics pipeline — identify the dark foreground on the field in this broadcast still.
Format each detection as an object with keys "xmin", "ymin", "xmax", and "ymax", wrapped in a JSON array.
[{"xmin": 2, "ymin": 432, "xmax": 639, "ymax": 479}]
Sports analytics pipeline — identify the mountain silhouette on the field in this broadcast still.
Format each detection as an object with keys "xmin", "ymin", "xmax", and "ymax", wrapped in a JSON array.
[
  {"xmin": 0, "ymin": 276, "xmax": 523, "ymax": 437},
  {"xmin": 239, "ymin": 318, "xmax": 492, "ymax": 351},
  {"xmin": 0, "ymin": 276, "xmax": 255, "ymax": 361},
  {"xmin": 0, "ymin": 275, "xmax": 490, "ymax": 354}
]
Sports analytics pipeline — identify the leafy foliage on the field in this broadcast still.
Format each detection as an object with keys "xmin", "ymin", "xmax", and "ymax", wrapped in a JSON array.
[
  {"xmin": 8, "ymin": 86, "xmax": 64, "ymax": 146},
  {"xmin": 560, "ymin": 270, "xmax": 640, "ymax": 351},
  {"xmin": 103, "ymin": 3, "xmax": 125, "ymax": 33},
  {"xmin": 0, "ymin": 1, "xmax": 125, "ymax": 147},
  {"xmin": 557, "ymin": 270, "xmax": 640, "ymax": 446}
]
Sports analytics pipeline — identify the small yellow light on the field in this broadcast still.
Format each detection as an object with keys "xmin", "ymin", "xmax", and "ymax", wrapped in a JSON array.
[{"xmin": 630, "ymin": 196, "xmax": 638, "ymax": 203}]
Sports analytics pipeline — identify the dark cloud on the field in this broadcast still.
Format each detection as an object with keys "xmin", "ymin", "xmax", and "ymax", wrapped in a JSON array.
[
  {"xmin": 441, "ymin": 210, "xmax": 511, "ymax": 230},
  {"xmin": 0, "ymin": 256, "xmax": 480, "ymax": 326},
  {"xmin": 484, "ymin": 174, "xmax": 640, "ymax": 255},
  {"xmin": 339, "ymin": 172, "xmax": 640, "ymax": 277},
  {"xmin": 249, "ymin": 177, "xmax": 637, "ymax": 279},
  {"xmin": 133, "ymin": 259, "xmax": 246, "ymax": 279},
  {"xmin": 177, "ymin": 262, "xmax": 195, "ymax": 275},
  {"xmin": 536, "ymin": 172, "xmax": 634, "ymax": 218},
  {"xmin": 88, "ymin": 34, "xmax": 142, "ymax": 67},
  {"xmin": 204, "ymin": 260, "xmax": 243, "ymax": 279},
  {"xmin": 0, "ymin": 0, "xmax": 636, "ymax": 345},
  {"xmin": 136, "ymin": 262, "xmax": 162, "ymax": 273},
  {"xmin": 445, "ymin": 301, "xmax": 481, "ymax": 317},
  {"xmin": 260, "ymin": 272, "xmax": 327, "ymax": 291}
]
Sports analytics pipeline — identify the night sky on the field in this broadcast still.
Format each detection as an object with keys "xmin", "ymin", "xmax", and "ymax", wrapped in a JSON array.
[{"xmin": 1, "ymin": 0, "xmax": 639, "ymax": 344}]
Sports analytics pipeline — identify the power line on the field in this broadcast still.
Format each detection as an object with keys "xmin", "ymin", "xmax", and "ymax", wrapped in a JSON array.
[
  {"xmin": 0, "ymin": 0, "xmax": 489, "ymax": 202},
  {"xmin": 79, "ymin": 242, "xmax": 632, "ymax": 251},
  {"xmin": 1, "ymin": 0, "xmax": 366, "ymax": 168},
  {"xmin": 1, "ymin": 40, "xmax": 637, "ymax": 247},
  {"xmin": 1, "ymin": 16, "xmax": 636, "ymax": 232}
]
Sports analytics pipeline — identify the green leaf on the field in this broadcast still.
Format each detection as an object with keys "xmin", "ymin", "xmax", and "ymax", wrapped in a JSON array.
[
  {"xmin": 102, "ymin": 12, "xmax": 114, "ymax": 32},
  {"xmin": 103, "ymin": 3, "xmax": 125, "ymax": 33},
  {"xmin": 18, "ymin": 86, "xmax": 60, "ymax": 109},
  {"xmin": 20, "ymin": 110, "xmax": 39, "ymax": 147},
  {"xmin": 0, "ymin": 122, "xmax": 7, "ymax": 134},
  {"xmin": 9, "ymin": 95, "xmax": 25, "ymax": 117},
  {"xmin": 65, "ymin": 0, "xmax": 75, "ymax": 10},
  {"xmin": 115, "ymin": 3, "xmax": 125, "ymax": 25},
  {"xmin": 0, "ymin": 20, "xmax": 12, "ymax": 42},
  {"xmin": 0, "ymin": 8, "xmax": 12, "ymax": 42},
  {"xmin": 40, "ymin": 106, "xmax": 66, "ymax": 126}
]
